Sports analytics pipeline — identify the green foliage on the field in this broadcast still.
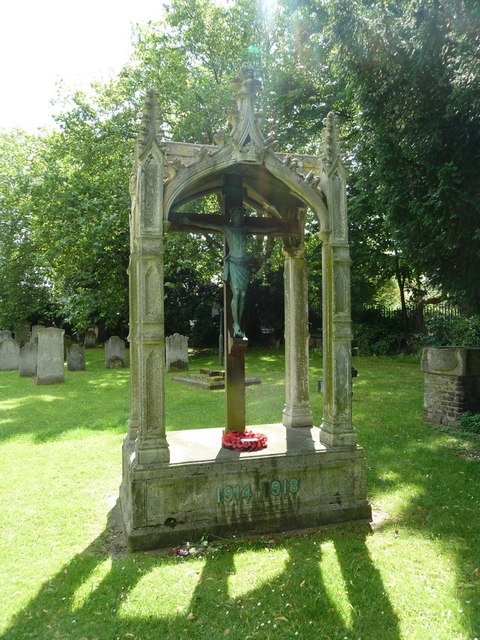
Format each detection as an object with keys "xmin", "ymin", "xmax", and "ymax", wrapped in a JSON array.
[
  {"xmin": 458, "ymin": 412, "xmax": 480, "ymax": 434},
  {"xmin": 327, "ymin": 0, "xmax": 480, "ymax": 312},
  {"xmin": 0, "ymin": 131, "xmax": 59, "ymax": 327},
  {"xmin": 352, "ymin": 321, "xmax": 398, "ymax": 356},
  {"xmin": 423, "ymin": 313, "xmax": 480, "ymax": 347}
]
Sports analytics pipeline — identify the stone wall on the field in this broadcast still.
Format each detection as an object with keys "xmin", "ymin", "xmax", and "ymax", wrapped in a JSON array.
[{"xmin": 422, "ymin": 347, "xmax": 480, "ymax": 426}]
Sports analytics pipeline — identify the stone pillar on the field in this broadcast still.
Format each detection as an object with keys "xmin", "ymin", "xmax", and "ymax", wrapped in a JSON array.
[
  {"xmin": 318, "ymin": 113, "xmax": 357, "ymax": 448},
  {"xmin": 319, "ymin": 241, "xmax": 356, "ymax": 447},
  {"xmin": 130, "ymin": 96, "xmax": 169, "ymax": 466},
  {"xmin": 127, "ymin": 257, "xmax": 140, "ymax": 441},
  {"xmin": 422, "ymin": 347, "xmax": 480, "ymax": 426},
  {"xmin": 282, "ymin": 241, "xmax": 313, "ymax": 428}
]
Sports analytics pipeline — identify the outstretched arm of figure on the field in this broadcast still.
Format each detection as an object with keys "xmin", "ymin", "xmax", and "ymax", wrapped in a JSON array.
[{"xmin": 179, "ymin": 214, "xmax": 223, "ymax": 233}]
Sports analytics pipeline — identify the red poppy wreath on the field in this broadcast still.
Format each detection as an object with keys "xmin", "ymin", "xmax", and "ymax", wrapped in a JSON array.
[{"xmin": 221, "ymin": 430, "xmax": 268, "ymax": 452}]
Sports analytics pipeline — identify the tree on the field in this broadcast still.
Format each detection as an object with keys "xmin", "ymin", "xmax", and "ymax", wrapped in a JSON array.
[
  {"xmin": 0, "ymin": 131, "xmax": 57, "ymax": 329},
  {"xmin": 328, "ymin": 0, "xmax": 480, "ymax": 312}
]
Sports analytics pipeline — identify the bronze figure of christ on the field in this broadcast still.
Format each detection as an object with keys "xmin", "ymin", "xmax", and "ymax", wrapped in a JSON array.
[
  {"xmin": 178, "ymin": 208, "xmax": 295, "ymax": 339},
  {"xmin": 181, "ymin": 208, "xmax": 253, "ymax": 338}
]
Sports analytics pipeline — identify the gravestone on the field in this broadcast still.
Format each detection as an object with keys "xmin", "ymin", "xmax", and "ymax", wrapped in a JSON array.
[
  {"xmin": 0, "ymin": 330, "xmax": 12, "ymax": 341},
  {"xmin": 15, "ymin": 324, "xmax": 30, "ymax": 346},
  {"xmin": 19, "ymin": 342, "xmax": 38, "ymax": 377},
  {"xmin": 84, "ymin": 328, "xmax": 97, "ymax": 349},
  {"xmin": 30, "ymin": 325, "xmax": 45, "ymax": 342},
  {"xmin": 64, "ymin": 335, "xmax": 74, "ymax": 360},
  {"xmin": 35, "ymin": 327, "xmax": 65, "ymax": 385},
  {"xmin": 0, "ymin": 338, "xmax": 20, "ymax": 371},
  {"xmin": 105, "ymin": 336, "xmax": 126, "ymax": 368},
  {"xmin": 422, "ymin": 347, "xmax": 480, "ymax": 426},
  {"xmin": 67, "ymin": 344, "xmax": 85, "ymax": 371},
  {"xmin": 166, "ymin": 333, "xmax": 189, "ymax": 372}
]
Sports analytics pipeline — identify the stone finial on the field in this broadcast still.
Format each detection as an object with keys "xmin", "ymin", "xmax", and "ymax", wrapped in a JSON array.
[
  {"xmin": 222, "ymin": 63, "xmax": 265, "ymax": 154},
  {"xmin": 233, "ymin": 62, "xmax": 262, "ymax": 103},
  {"xmin": 137, "ymin": 90, "xmax": 165, "ymax": 152},
  {"xmin": 322, "ymin": 112, "xmax": 343, "ymax": 168}
]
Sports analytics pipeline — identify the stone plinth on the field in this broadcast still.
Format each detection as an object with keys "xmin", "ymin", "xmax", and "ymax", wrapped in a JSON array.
[
  {"xmin": 422, "ymin": 347, "xmax": 480, "ymax": 426},
  {"xmin": 0, "ymin": 330, "xmax": 12, "ymax": 341},
  {"xmin": 120, "ymin": 424, "xmax": 371, "ymax": 550}
]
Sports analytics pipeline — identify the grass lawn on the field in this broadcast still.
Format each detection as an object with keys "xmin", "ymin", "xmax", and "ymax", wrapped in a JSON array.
[{"xmin": 0, "ymin": 347, "xmax": 479, "ymax": 640}]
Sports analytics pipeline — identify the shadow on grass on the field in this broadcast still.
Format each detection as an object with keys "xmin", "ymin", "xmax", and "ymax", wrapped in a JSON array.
[
  {"xmin": 1, "ymin": 504, "xmax": 400, "ymax": 640},
  {"xmin": 352, "ymin": 357, "xmax": 480, "ymax": 638}
]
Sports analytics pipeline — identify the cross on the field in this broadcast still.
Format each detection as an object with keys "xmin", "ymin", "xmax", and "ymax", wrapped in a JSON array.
[{"xmin": 170, "ymin": 174, "xmax": 300, "ymax": 434}]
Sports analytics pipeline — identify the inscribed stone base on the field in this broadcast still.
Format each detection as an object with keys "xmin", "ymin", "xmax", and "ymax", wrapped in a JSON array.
[{"xmin": 120, "ymin": 424, "xmax": 371, "ymax": 550}]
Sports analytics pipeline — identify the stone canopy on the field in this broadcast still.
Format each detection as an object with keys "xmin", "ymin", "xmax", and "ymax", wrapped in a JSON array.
[{"xmin": 120, "ymin": 63, "xmax": 369, "ymax": 549}]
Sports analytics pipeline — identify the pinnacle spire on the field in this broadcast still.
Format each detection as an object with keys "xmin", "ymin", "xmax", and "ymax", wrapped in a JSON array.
[{"xmin": 137, "ymin": 90, "xmax": 165, "ymax": 152}]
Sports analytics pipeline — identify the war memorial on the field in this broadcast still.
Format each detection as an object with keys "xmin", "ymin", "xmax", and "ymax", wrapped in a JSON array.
[{"xmin": 120, "ymin": 64, "xmax": 371, "ymax": 550}]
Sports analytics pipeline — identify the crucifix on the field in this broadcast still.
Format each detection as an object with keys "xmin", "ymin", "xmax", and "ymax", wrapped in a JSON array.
[{"xmin": 171, "ymin": 174, "xmax": 299, "ymax": 434}]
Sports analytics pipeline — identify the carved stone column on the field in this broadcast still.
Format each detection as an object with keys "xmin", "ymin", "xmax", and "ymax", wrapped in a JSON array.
[
  {"xmin": 127, "ymin": 255, "xmax": 140, "ymax": 441},
  {"xmin": 130, "ymin": 92, "xmax": 169, "ymax": 466},
  {"xmin": 318, "ymin": 112, "xmax": 357, "ymax": 448},
  {"xmin": 282, "ymin": 239, "xmax": 313, "ymax": 428},
  {"xmin": 320, "ymin": 240, "xmax": 356, "ymax": 447}
]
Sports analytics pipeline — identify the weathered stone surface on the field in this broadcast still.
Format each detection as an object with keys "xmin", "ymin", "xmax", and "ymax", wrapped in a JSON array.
[
  {"xmin": 282, "ymin": 246, "xmax": 313, "ymax": 428},
  {"xmin": 84, "ymin": 328, "xmax": 97, "ymax": 349},
  {"xmin": 166, "ymin": 333, "xmax": 189, "ymax": 372},
  {"xmin": 35, "ymin": 327, "xmax": 65, "ymax": 385},
  {"xmin": 105, "ymin": 336, "xmax": 126, "ymax": 368},
  {"xmin": 0, "ymin": 330, "xmax": 12, "ymax": 341},
  {"xmin": 120, "ymin": 425, "xmax": 371, "ymax": 550},
  {"xmin": 422, "ymin": 347, "xmax": 480, "ymax": 426},
  {"xmin": 15, "ymin": 324, "xmax": 30, "ymax": 345},
  {"xmin": 30, "ymin": 325, "xmax": 45, "ymax": 342},
  {"xmin": 67, "ymin": 344, "xmax": 86, "ymax": 371},
  {"xmin": 0, "ymin": 338, "xmax": 20, "ymax": 370},
  {"xmin": 422, "ymin": 346, "xmax": 480, "ymax": 377},
  {"xmin": 19, "ymin": 342, "xmax": 37, "ymax": 377}
]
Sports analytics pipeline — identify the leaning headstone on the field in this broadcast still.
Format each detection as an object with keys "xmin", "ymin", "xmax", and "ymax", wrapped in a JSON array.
[
  {"xmin": 166, "ymin": 333, "xmax": 189, "ymax": 372},
  {"xmin": 19, "ymin": 342, "xmax": 37, "ymax": 377},
  {"xmin": 84, "ymin": 328, "xmax": 97, "ymax": 349},
  {"xmin": 31, "ymin": 325, "xmax": 45, "ymax": 342},
  {"xmin": 0, "ymin": 338, "xmax": 20, "ymax": 371},
  {"xmin": 15, "ymin": 323, "xmax": 30, "ymax": 346},
  {"xmin": 0, "ymin": 330, "xmax": 12, "ymax": 341},
  {"xmin": 105, "ymin": 336, "xmax": 126, "ymax": 368},
  {"xmin": 67, "ymin": 344, "xmax": 85, "ymax": 371},
  {"xmin": 35, "ymin": 327, "xmax": 65, "ymax": 385}
]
